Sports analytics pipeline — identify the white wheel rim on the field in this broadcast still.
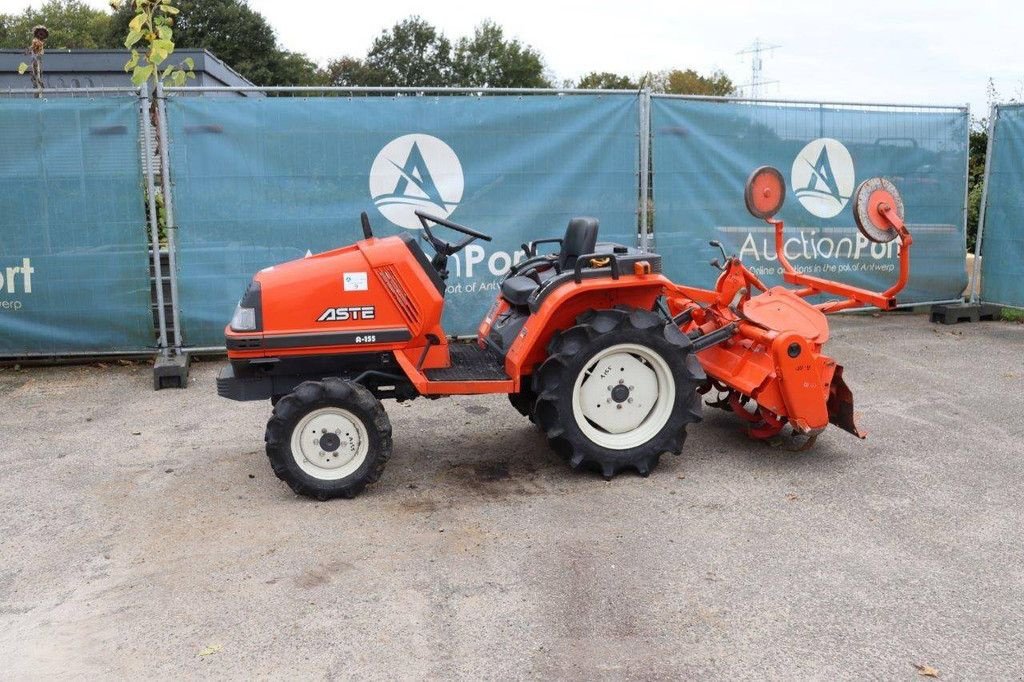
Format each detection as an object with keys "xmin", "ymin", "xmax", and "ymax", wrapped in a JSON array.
[
  {"xmin": 571, "ymin": 342, "xmax": 675, "ymax": 450},
  {"xmin": 289, "ymin": 407, "xmax": 370, "ymax": 480}
]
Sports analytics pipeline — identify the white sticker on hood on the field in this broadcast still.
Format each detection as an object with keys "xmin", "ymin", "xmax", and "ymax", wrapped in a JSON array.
[{"xmin": 343, "ymin": 272, "xmax": 368, "ymax": 291}]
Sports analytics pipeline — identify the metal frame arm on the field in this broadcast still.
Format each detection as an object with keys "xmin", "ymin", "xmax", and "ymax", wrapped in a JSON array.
[{"xmin": 769, "ymin": 215, "xmax": 912, "ymax": 312}]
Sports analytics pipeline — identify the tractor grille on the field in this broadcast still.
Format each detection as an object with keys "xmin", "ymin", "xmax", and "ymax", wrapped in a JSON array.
[{"xmin": 376, "ymin": 265, "xmax": 421, "ymax": 327}]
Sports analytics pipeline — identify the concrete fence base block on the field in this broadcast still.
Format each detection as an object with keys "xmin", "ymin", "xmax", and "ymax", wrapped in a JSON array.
[
  {"xmin": 930, "ymin": 302, "xmax": 1002, "ymax": 325},
  {"xmin": 153, "ymin": 353, "xmax": 190, "ymax": 390}
]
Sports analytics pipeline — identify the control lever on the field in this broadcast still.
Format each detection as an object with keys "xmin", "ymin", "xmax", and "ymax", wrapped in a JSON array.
[
  {"xmin": 710, "ymin": 240, "xmax": 729, "ymax": 261},
  {"xmin": 709, "ymin": 240, "xmax": 729, "ymax": 271}
]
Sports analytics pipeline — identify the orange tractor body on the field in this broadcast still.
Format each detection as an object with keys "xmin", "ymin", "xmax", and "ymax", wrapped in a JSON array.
[{"xmin": 219, "ymin": 167, "xmax": 913, "ymax": 498}]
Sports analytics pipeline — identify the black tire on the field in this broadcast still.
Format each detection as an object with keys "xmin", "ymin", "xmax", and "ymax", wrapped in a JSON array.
[
  {"xmin": 265, "ymin": 379, "xmax": 391, "ymax": 500},
  {"xmin": 508, "ymin": 384, "xmax": 539, "ymax": 421},
  {"xmin": 533, "ymin": 307, "xmax": 703, "ymax": 479}
]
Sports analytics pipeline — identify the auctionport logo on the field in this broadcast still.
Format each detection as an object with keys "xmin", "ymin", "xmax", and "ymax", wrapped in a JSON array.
[
  {"xmin": 369, "ymin": 134, "xmax": 465, "ymax": 230},
  {"xmin": 791, "ymin": 138, "xmax": 855, "ymax": 219},
  {"xmin": 0, "ymin": 257, "xmax": 34, "ymax": 312}
]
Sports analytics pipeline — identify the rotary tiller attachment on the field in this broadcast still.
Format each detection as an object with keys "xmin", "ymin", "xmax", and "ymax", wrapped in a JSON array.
[
  {"xmin": 699, "ymin": 168, "xmax": 905, "ymax": 448},
  {"xmin": 825, "ymin": 364, "xmax": 866, "ymax": 439}
]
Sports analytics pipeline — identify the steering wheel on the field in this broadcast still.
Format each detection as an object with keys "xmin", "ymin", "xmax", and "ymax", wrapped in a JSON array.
[{"xmin": 415, "ymin": 211, "xmax": 493, "ymax": 257}]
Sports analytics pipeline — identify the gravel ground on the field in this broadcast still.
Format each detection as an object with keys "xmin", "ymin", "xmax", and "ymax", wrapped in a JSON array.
[{"xmin": 1, "ymin": 313, "xmax": 1022, "ymax": 680}]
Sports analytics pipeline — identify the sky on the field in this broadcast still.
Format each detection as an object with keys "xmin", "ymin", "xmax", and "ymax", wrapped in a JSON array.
[{"xmin": 2, "ymin": 0, "xmax": 1020, "ymax": 116}]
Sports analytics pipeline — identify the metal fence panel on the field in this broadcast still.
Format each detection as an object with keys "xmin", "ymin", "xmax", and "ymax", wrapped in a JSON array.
[
  {"xmin": 978, "ymin": 104, "xmax": 1024, "ymax": 309},
  {"xmin": 0, "ymin": 96, "xmax": 154, "ymax": 355},
  {"xmin": 650, "ymin": 97, "xmax": 969, "ymax": 304},
  {"xmin": 165, "ymin": 93, "xmax": 640, "ymax": 346}
]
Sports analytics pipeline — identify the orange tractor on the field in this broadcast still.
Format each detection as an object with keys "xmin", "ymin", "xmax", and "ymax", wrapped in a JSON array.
[{"xmin": 219, "ymin": 166, "xmax": 913, "ymax": 499}]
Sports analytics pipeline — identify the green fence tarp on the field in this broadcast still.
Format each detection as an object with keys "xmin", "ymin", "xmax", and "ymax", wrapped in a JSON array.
[
  {"xmin": 980, "ymin": 105, "xmax": 1024, "ymax": 309},
  {"xmin": 651, "ymin": 98, "xmax": 969, "ymax": 304},
  {"xmin": 0, "ymin": 97, "xmax": 154, "ymax": 355},
  {"xmin": 165, "ymin": 94, "xmax": 640, "ymax": 346}
]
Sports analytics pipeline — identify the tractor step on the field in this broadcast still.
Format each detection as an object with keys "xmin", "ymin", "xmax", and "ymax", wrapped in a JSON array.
[{"xmin": 425, "ymin": 342, "xmax": 509, "ymax": 382}]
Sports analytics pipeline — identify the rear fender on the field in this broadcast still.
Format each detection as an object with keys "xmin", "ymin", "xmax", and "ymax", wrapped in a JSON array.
[{"xmin": 504, "ymin": 275, "xmax": 671, "ymax": 377}]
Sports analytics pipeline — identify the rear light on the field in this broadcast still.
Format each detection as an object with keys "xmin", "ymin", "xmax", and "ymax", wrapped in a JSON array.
[{"xmin": 229, "ymin": 279, "xmax": 262, "ymax": 332}]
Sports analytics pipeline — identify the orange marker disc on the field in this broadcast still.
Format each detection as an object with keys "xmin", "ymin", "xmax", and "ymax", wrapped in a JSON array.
[{"xmin": 744, "ymin": 166, "xmax": 786, "ymax": 219}]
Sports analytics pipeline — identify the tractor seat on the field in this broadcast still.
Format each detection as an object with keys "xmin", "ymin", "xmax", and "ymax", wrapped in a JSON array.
[
  {"xmin": 500, "ymin": 217, "xmax": 600, "ymax": 307},
  {"xmin": 557, "ymin": 216, "xmax": 599, "ymax": 270}
]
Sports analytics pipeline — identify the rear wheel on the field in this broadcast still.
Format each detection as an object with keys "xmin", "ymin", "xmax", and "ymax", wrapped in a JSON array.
[
  {"xmin": 533, "ymin": 308, "xmax": 703, "ymax": 478},
  {"xmin": 265, "ymin": 379, "xmax": 391, "ymax": 499},
  {"xmin": 508, "ymin": 384, "xmax": 538, "ymax": 421}
]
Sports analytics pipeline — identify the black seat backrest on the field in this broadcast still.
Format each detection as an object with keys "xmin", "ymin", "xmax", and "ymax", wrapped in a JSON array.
[{"xmin": 558, "ymin": 217, "xmax": 599, "ymax": 270}]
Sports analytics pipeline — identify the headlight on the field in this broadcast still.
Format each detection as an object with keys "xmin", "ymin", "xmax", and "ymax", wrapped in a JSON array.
[
  {"xmin": 230, "ymin": 304, "xmax": 257, "ymax": 331},
  {"xmin": 229, "ymin": 279, "xmax": 262, "ymax": 332}
]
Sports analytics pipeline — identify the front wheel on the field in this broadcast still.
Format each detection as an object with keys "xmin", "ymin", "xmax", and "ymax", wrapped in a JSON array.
[
  {"xmin": 265, "ymin": 379, "xmax": 391, "ymax": 499},
  {"xmin": 533, "ymin": 308, "xmax": 703, "ymax": 478}
]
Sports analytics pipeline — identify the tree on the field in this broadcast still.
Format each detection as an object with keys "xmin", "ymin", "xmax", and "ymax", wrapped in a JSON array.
[
  {"xmin": 653, "ymin": 68, "xmax": 735, "ymax": 96},
  {"xmin": 966, "ymin": 180, "xmax": 983, "ymax": 252},
  {"xmin": 363, "ymin": 16, "xmax": 454, "ymax": 87},
  {"xmin": 576, "ymin": 71, "xmax": 637, "ymax": 90},
  {"xmin": 320, "ymin": 56, "xmax": 384, "ymax": 87},
  {"xmin": 270, "ymin": 50, "xmax": 325, "ymax": 87},
  {"xmin": 573, "ymin": 68, "xmax": 734, "ymax": 94},
  {"xmin": 0, "ymin": 15, "xmax": 12, "ymax": 46},
  {"xmin": 967, "ymin": 123, "xmax": 992, "ymax": 251},
  {"xmin": 0, "ymin": 0, "xmax": 112, "ymax": 49},
  {"xmin": 964, "ymin": 78, "xmax": 1012, "ymax": 251},
  {"xmin": 451, "ymin": 20, "xmax": 549, "ymax": 88},
  {"xmin": 324, "ymin": 18, "xmax": 550, "ymax": 88},
  {"xmin": 107, "ymin": 0, "xmax": 318, "ymax": 86}
]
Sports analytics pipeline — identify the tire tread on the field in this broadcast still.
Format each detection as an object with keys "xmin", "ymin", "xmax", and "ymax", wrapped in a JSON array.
[
  {"xmin": 265, "ymin": 379, "xmax": 391, "ymax": 500},
  {"xmin": 533, "ymin": 307, "xmax": 704, "ymax": 478}
]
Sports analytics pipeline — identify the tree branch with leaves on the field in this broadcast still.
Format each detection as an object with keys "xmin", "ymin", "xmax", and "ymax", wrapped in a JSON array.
[
  {"xmin": 109, "ymin": 0, "xmax": 193, "ymax": 246},
  {"xmin": 110, "ymin": 0, "xmax": 194, "ymax": 88}
]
